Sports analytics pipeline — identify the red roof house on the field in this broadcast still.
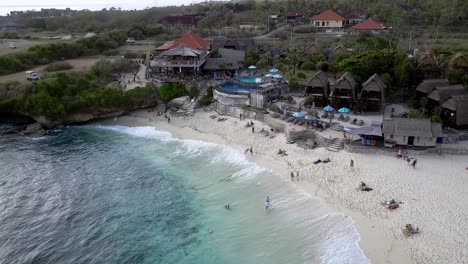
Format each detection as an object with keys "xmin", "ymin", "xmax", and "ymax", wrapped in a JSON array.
[
  {"xmin": 156, "ymin": 32, "xmax": 210, "ymax": 51},
  {"xmin": 353, "ymin": 18, "xmax": 386, "ymax": 31},
  {"xmin": 310, "ymin": 10, "xmax": 344, "ymax": 28}
]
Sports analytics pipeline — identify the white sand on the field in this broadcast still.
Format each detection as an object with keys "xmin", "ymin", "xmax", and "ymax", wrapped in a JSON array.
[{"xmin": 102, "ymin": 110, "xmax": 468, "ymax": 264}]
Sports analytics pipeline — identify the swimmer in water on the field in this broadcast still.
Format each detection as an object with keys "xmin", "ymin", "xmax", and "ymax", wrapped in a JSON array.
[
  {"xmin": 224, "ymin": 204, "xmax": 230, "ymax": 210},
  {"xmin": 265, "ymin": 196, "xmax": 270, "ymax": 210}
]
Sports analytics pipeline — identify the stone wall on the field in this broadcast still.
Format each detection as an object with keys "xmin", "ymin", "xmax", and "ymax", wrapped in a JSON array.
[
  {"xmin": 345, "ymin": 143, "xmax": 468, "ymax": 156},
  {"xmin": 213, "ymin": 89, "xmax": 250, "ymax": 106}
]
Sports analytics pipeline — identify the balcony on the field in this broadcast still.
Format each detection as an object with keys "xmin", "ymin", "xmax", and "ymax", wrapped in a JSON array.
[{"xmin": 151, "ymin": 58, "xmax": 206, "ymax": 68}]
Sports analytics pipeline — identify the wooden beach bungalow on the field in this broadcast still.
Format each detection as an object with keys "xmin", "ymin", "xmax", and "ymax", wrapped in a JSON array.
[
  {"xmin": 332, "ymin": 44, "xmax": 348, "ymax": 56},
  {"xmin": 305, "ymin": 43, "xmax": 321, "ymax": 56},
  {"xmin": 441, "ymin": 95, "xmax": 468, "ymax": 128},
  {"xmin": 303, "ymin": 70, "xmax": 329, "ymax": 107},
  {"xmin": 329, "ymin": 72, "xmax": 357, "ymax": 109},
  {"xmin": 359, "ymin": 73, "xmax": 385, "ymax": 112},
  {"xmin": 415, "ymin": 79, "xmax": 450, "ymax": 99},
  {"xmin": 427, "ymin": 85, "xmax": 467, "ymax": 107}
]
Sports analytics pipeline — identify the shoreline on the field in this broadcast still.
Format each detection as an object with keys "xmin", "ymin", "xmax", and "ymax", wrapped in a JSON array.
[{"xmin": 98, "ymin": 109, "xmax": 467, "ymax": 264}]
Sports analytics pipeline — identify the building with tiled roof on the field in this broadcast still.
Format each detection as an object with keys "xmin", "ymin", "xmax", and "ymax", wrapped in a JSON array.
[
  {"xmin": 159, "ymin": 14, "xmax": 203, "ymax": 29},
  {"xmin": 155, "ymin": 31, "xmax": 210, "ymax": 51},
  {"xmin": 353, "ymin": 18, "xmax": 387, "ymax": 34},
  {"xmin": 310, "ymin": 10, "xmax": 344, "ymax": 28}
]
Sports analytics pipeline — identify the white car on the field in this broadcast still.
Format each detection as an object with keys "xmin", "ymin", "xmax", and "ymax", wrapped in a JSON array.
[
  {"xmin": 25, "ymin": 71, "xmax": 41, "ymax": 81},
  {"xmin": 9, "ymin": 42, "xmax": 16, "ymax": 49}
]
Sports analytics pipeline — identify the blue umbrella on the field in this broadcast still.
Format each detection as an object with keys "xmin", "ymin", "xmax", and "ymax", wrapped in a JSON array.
[
  {"xmin": 265, "ymin": 73, "xmax": 273, "ymax": 77},
  {"xmin": 338, "ymin": 107, "xmax": 351, "ymax": 113},
  {"xmin": 324, "ymin": 105, "xmax": 335, "ymax": 112},
  {"xmin": 305, "ymin": 115, "xmax": 317, "ymax": 121},
  {"xmin": 273, "ymin": 74, "xmax": 283, "ymax": 79},
  {"xmin": 269, "ymin": 68, "xmax": 279, "ymax": 73},
  {"xmin": 293, "ymin": 112, "xmax": 305, "ymax": 118},
  {"xmin": 248, "ymin": 65, "xmax": 257, "ymax": 70}
]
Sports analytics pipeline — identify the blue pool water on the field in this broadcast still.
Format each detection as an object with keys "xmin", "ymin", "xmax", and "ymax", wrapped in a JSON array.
[
  {"xmin": 238, "ymin": 76, "xmax": 263, "ymax": 83},
  {"xmin": 220, "ymin": 82, "xmax": 252, "ymax": 94}
]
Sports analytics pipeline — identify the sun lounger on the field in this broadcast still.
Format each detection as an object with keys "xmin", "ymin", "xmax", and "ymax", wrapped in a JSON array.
[
  {"xmin": 298, "ymin": 119, "xmax": 305, "ymax": 126},
  {"xmin": 338, "ymin": 114, "xmax": 344, "ymax": 121},
  {"xmin": 321, "ymin": 112, "xmax": 328, "ymax": 118},
  {"xmin": 281, "ymin": 115, "xmax": 288, "ymax": 121},
  {"xmin": 293, "ymin": 118, "xmax": 300, "ymax": 125},
  {"xmin": 357, "ymin": 120, "xmax": 364, "ymax": 126},
  {"xmin": 343, "ymin": 116, "xmax": 350, "ymax": 122},
  {"xmin": 286, "ymin": 117, "xmax": 295, "ymax": 122}
]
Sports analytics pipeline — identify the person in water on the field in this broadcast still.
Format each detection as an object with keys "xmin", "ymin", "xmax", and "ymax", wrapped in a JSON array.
[
  {"xmin": 224, "ymin": 204, "xmax": 230, "ymax": 210},
  {"xmin": 265, "ymin": 196, "xmax": 270, "ymax": 210}
]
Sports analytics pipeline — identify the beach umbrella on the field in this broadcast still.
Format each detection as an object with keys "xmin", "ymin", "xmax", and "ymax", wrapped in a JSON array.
[
  {"xmin": 265, "ymin": 73, "xmax": 274, "ymax": 77},
  {"xmin": 269, "ymin": 68, "xmax": 279, "ymax": 73},
  {"xmin": 248, "ymin": 65, "xmax": 257, "ymax": 70},
  {"xmin": 293, "ymin": 112, "xmax": 305, "ymax": 118},
  {"xmin": 273, "ymin": 74, "xmax": 283, "ymax": 79},
  {"xmin": 305, "ymin": 115, "xmax": 317, "ymax": 121},
  {"xmin": 324, "ymin": 105, "xmax": 335, "ymax": 112},
  {"xmin": 338, "ymin": 107, "xmax": 351, "ymax": 113}
]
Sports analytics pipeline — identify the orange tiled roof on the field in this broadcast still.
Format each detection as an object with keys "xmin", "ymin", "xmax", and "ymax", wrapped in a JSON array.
[
  {"xmin": 155, "ymin": 32, "xmax": 210, "ymax": 51},
  {"xmin": 353, "ymin": 18, "xmax": 386, "ymax": 30},
  {"xmin": 311, "ymin": 10, "xmax": 344, "ymax": 21}
]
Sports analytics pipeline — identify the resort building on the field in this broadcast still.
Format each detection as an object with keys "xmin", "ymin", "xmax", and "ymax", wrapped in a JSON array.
[
  {"xmin": 441, "ymin": 95, "xmax": 468, "ymax": 128},
  {"xmin": 211, "ymin": 37, "xmax": 254, "ymax": 52},
  {"xmin": 359, "ymin": 73, "xmax": 386, "ymax": 112},
  {"xmin": 329, "ymin": 72, "xmax": 357, "ymax": 109},
  {"xmin": 340, "ymin": 10, "xmax": 366, "ymax": 25},
  {"xmin": 287, "ymin": 11, "xmax": 305, "ymax": 26},
  {"xmin": 310, "ymin": 10, "xmax": 344, "ymax": 28},
  {"xmin": 152, "ymin": 32, "xmax": 210, "ymax": 74},
  {"xmin": 353, "ymin": 18, "xmax": 387, "ymax": 35},
  {"xmin": 415, "ymin": 79, "xmax": 450, "ymax": 98},
  {"xmin": 203, "ymin": 48, "xmax": 246, "ymax": 74},
  {"xmin": 383, "ymin": 118, "xmax": 442, "ymax": 147},
  {"xmin": 304, "ymin": 71, "xmax": 329, "ymax": 107},
  {"xmin": 427, "ymin": 85, "xmax": 467, "ymax": 107}
]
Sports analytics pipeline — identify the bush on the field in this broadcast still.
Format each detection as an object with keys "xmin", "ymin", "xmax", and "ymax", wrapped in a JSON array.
[
  {"xmin": 301, "ymin": 61, "xmax": 315, "ymax": 71},
  {"xmin": 102, "ymin": 49, "xmax": 120, "ymax": 56},
  {"xmin": 44, "ymin": 62, "xmax": 73, "ymax": 72},
  {"xmin": 296, "ymin": 72, "xmax": 306, "ymax": 79},
  {"xmin": 159, "ymin": 83, "xmax": 187, "ymax": 103},
  {"xmin": 188, "ymin": 85, "xmax": 200, "ymax": 99}
]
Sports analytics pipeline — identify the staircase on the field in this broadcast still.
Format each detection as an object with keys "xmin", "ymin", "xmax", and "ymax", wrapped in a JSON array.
[
  {"xmin": 327, "ymin": 138, "xmax": 345, "ymax": 152},
  {"xmin": 186, "ymin": 100, "xmax": 196, "ymax": 116}
]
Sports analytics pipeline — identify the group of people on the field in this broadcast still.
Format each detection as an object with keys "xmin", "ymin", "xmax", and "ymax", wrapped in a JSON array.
[
  {"xmin": 164, "ymin": 113, "xmax": 171, "ymax": 123},
  {"xmin": 396, "ymin": 149, "xmax": 418, "ymax": 168}
]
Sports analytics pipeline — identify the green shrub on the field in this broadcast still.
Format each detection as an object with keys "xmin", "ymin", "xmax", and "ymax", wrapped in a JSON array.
[
  {"xmin": 296, "ymin": 72, "xmax": 306, "ymax": 79},
  {"xmin": 301, "ymin": 61, "xmax": 315, "ymax": 71},
  {"xmin": 159, "ymin": 83, "xmax": 187, "ymax": 103},
  {"xmin": 188, "ymin": 85, "xmax": 200, "ymax": 99}
]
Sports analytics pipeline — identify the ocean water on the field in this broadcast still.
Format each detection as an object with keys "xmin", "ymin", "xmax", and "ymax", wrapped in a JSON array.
[{"xmin": 0, "ymin": 125, "xmax": 369, "ymax": 264}]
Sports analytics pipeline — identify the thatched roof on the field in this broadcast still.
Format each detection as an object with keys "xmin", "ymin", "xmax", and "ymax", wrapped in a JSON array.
[
  {"xmin": 362, "ymin": 73, "xmax": 385, "ymax": 92},
  {"xmin": 335, "ymin": 72, "xmax": 357, "ymax": 90},
  {"xmin": 212, "ymin": 37, "xmax": 254, "ymax": 52},
  {"xmin": 332, "ymin": 44, "xmax": 348, "ymax": 55},
  {"xmin": 203, "ymin": 48, "xmax": 245, "ymax": 70},
  {"xmin": 306, "ymin": 43, "xmax": 321, "ymax": 55},
  {"xmin": 383, "ymin": 118, "xmax": 440, "ymax": 138},
  {"xmin": 415, "ymin": 79, "xmax": 450, "ymax": 94},
  {"xmin": 427, "ymin": 85, "xmax": 466, "ymax": 103},
  {"xmin": 449, "ymin": 53, "xmax": 468, "ymax": 70},
  {"xmin": 307, "ymin": 70, "xmax": 328, "ymax": 88},
  {"xmin": 441, "ymin": 95, "xmax": 468, "ymax": 126}
]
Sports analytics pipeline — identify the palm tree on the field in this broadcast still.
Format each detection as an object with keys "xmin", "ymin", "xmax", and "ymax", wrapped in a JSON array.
[{"xmin": 286, "ymin": 48, "xmax": 303, "ymax": 74}]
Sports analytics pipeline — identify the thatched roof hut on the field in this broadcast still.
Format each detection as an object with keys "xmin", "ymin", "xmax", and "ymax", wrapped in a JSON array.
[
  {"xmin": 332, "ymin": 44, "xmax": 348, "ymax": 55},
  {"xmin": 427, "ymin": 85, "xmax": 466, "ymax": 104},
  {"xmin": 415, "ymin": 79, "xmax": 450, "ymax": 95},
  {"xmin": 331, "ymin": 72, "xmax": 357, "ymax": 98},
  {"xmin": 306, "ymin": 43, "xmax": 321, "ymax": 56},
  {"xmin": 307, "ymin": 70, "xmax": 328, "ymax": 89},
  {"xmin": 441, "ymin": 95, "xmax": 468, "ymax": 127},
  {"xmin": 449, "ymin": 53, "xmax": 468, "ymax": 72},
  {"xmin": 361, "ymin": 74, "xmax": 385, "ymax": 95}
]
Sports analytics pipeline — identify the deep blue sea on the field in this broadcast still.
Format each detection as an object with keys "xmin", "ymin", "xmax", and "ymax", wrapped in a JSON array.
[{"xmin": 0, "ymin": 125, "xmax": 368, "ymax": 264}]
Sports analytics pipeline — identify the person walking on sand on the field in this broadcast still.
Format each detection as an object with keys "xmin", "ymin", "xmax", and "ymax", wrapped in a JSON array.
[
  {"xmin": 350, "ymin": 159, "xmax": 354, "ymax": 168},
  {"xmin": 252, "ymin": 126, "xmax": 255, "ymax": 133},
  {"xmin": 249, "ymin": 147, "xmax": 253, "ymax": 155},
  {"xmin": 290, "ymin": 172, "xmax": 295, "ymax": 182},
  {"xmin": 167, "ymin": 117, "xmax": 171, "ymax": 124},
  {"xmin": 265, "ymin": 196, "xmax": 270, "ymax": 210},
  {"xmin": 240, "ymin": 113, "xmax": 242, "ymax": 120},
  {"xmin": 411, "ymin": 159, "xmax": 417, "ymax": 168}
]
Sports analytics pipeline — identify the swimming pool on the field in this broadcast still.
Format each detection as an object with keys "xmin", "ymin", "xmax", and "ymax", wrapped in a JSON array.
[
  {"xmin": 220, "ymin": 82, "xmax": 251, "ymax": 94},
  {"xmin": 237, "ymin": 76, "xmax": 263, "ymax": 84}
]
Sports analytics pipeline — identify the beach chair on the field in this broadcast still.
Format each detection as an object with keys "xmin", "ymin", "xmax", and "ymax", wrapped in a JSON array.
[
  {"xmin": 343, "ymin": 115, "xmax": 350, "ymax": 122},
  {"xmin": 281, "ymin": 115, "xmax": 288, "ymax": 121},
  {"xmin": 293, "ymin": 118, "xmax": 300, "ymax": 125},
  {"xmin": 321, "ymin": 112, "xmax": 328, "ymax": 118},
  {"xmin": 287, "ymin": 117, "xmax": 295, "ymax": 123},
  {"xmin": 338, "ymin": 114, "xmax": 344, "ymax": 121},
  {"xmin": 357, "ymin": 120, "xmax": 364, "ymax": 126},
  {"xmin": 298, "ymin": 119, "xmax": 305, "ymax": 126}
]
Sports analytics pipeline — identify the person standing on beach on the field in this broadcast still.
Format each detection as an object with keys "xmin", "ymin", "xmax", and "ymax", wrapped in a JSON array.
[
  {"xmin": 240, "ymin": 113, "xmax": 242, "ymax": 120},
  {"xmin": 167, "ymin": 117, "xmax": 171, "ymax": 123},
  {"xmin": 412, "ymin": 159, "xmax": 417, "ymax": 168},
  {"xmin": 252, "ymin": 126, "xmax": 255, "ymax": 133},
  {"xmin": 290, "ymin": 172, "xmax": 295, "ymax": 182},
  {"xmin": 350, "ymin": 159, "xmax": 354, "ymax": 168},
  {"xmin": 249, "ymin": 147, "xmax": 253, "ymax": 155}
]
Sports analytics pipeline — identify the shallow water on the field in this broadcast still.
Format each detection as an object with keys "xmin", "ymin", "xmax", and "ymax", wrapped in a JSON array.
[{"xmin": 0, "ymin": 125, "xmax": 368, "ymax": 264}]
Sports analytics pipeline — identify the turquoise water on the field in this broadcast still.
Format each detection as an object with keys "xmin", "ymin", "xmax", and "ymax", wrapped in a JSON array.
[
  {"xmin": 220, "ymin": 82, "xmax": 252, "ymax": 94},
  {"xmin": 0, "ymin": 125, "xmax": 368, "ymax": 264},
  {"xmin": 238, "ymin": 76, "xmax": 264, "ymax": 83}
]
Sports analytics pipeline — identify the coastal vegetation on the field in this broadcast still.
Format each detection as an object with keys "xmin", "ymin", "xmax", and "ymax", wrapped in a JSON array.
[
  {"xmin": 44, "ymin": 62, "xmax": 73, "ymax": 72},
  {"xmin": 0, "ymin": 60, "xmax": 155, "ymax": 125},
  {"xmin": 0, "ymin": 30, "xmax": 129, "ymax": 75}
]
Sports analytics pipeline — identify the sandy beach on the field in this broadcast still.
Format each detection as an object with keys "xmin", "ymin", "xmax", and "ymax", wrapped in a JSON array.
[{"xmin": 101, "ymin": 109, "xmax": 468, "ymax": 264}]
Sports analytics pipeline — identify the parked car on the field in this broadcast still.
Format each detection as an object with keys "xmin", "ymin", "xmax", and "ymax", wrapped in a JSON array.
[
  {"xmin": 9, "ymin": 41, "xmax": 16, "ymax": 49},
  {"xmin": 25, "ymin": 71, "xmax": 41, "ymax": 81}
]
